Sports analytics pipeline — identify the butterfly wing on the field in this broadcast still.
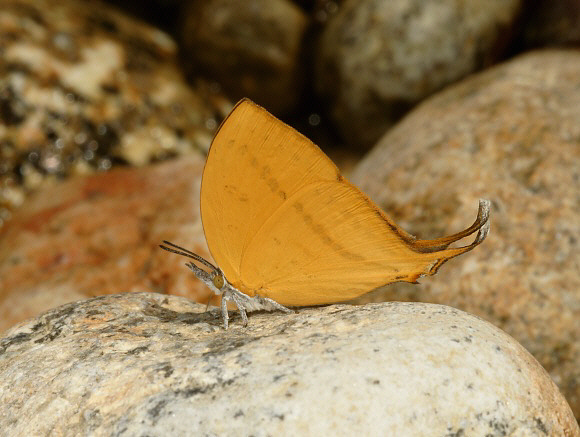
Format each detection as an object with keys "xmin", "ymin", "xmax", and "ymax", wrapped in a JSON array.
[
  {"xmin": 201, "ymin": 99, "xmax": 346, "ymax": 282},
  {"xmin": 201, "ymin": 99, "xmax": 490, "ymax": 305}
]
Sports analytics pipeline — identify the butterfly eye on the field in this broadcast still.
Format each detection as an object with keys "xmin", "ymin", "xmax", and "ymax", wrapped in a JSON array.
[{"xmin": 212, "ymin": 274, "xmax": 225, "ymax": 289}]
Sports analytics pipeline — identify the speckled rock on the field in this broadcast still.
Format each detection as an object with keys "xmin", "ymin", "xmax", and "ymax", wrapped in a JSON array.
[
  {"xmin": 0, "ymin": 0, "xmax": 228, "ymax": 226},
  {"xmin": 0, "ymin": 293, "xmax": 577, "ymax": 436},
  {"xmin": 181, "ymin": 0, "xmax": 308, "ymax": 114},
  {"xmin": 315, "ymin": 0, "xmax": 522, "ymax": 148},
  {"xmin": 350, "ymin": 49, "xmax": 580, "ymax": 419},
  {"xmin": 0, "ymin": 156, "xmax": 217, "ymax": 334}
]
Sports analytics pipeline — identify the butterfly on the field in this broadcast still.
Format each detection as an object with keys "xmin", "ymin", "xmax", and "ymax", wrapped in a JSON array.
[{"xmin": 161, "ymin": 99, "xmax": 490, "ymax": 328}]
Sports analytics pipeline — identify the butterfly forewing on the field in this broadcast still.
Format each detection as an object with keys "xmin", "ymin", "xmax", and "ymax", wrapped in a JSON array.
[{"xmin": 201, "ymin": 99, "xmax": 341, "ymax": 283}]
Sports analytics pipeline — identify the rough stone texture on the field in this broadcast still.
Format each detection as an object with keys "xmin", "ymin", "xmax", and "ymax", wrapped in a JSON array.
[
  {"xmin": 0, "ymin": 293, "xmax": 577, "ymax": 436},
  {"xmin": 181, "ymin": 0, "xmax": 308, "ymax": 114},
  {"xmin": 0, "ymin": 156, "xmax": 217, "ymax": 334},
  {"xmin": 350, "ymin": 49, "xmax": 580, "ymax": 419},
  {"xmin": 0, "ymin": 0, "xmax": 227, "ymax": 226},
  {"xmin": 315, "ymin": 0, "xmax": 522, "ymax": 148}
]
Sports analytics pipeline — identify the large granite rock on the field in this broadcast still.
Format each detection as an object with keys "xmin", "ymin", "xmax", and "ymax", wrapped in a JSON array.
[
  {"xmin": 0, "ymin": 293, "xmax": 577, "ymax": 435},
  {"xmin": 350, "ymin": 49, "xmax": 580, "ymax": 419}
]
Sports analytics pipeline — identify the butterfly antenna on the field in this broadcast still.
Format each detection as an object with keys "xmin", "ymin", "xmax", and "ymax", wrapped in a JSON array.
[{"xmin": 159, "ymin": 240, "xmax": 218, "ymax": 271}]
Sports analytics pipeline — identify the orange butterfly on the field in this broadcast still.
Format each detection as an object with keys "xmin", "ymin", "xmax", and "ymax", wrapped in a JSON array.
[{"xmin": 161, "ymin": 99, "xmax": 490, "ymax": 328}]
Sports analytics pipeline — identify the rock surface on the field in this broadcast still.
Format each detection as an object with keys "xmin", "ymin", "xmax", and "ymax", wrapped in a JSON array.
[
  {"xmin": 0, "ymin": 293, "xmax": 577, "ymax": 436},
  {"xmin": 315, "ymin": 0, "xmax": 521, "ymax": 148},
  {"xmin": 350, "ymin": 49, "xmax": 580, "ymax": 419},
  {"xmin": 0, "ymin": 156, "xmax": 216, "ymax": 334}
]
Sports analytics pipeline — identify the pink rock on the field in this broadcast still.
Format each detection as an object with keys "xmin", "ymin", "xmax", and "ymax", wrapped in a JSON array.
[{"xmin": 0, "ymin": 156, "xmax": 216, "ymax": 333}]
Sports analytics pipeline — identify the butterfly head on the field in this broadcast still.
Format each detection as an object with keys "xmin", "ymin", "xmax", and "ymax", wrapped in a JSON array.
[
  {"xmin": 211, "ymin": 270, "xmax": 225, "ymax": 290},
  {"xmin": 159, "ymin": 240, "xmax": 228, "ymax": 296}
]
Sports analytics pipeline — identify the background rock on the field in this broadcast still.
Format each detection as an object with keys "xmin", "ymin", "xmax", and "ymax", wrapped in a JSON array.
[
  {"xmin": 350, "ymin": 49, "xmax": 580, "ymax": 419},
  {"xmin": 0, "ymin": 0, "xmax": 227, "ymax": 227},
  {"xmin": 0, "ymin": 293, "xmax": 577, "ymax": 435},
  {"xmin": 519, "ymin": 0, "xmax": 580, "ymax": 48},
  {"xmin": 315, "ymin": 0, "xmax": 522, "ymax": 148},
  {"xmin": 181, "ymin": 0, "xmax": 309, "ymax": 114},
  {"xmin": 0, "ymin": 156, "xmax": 216, "ymax": 334}
]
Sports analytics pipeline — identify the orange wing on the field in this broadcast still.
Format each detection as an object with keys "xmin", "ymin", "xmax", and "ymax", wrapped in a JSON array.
[{"xmin": 201, "ymin": 99, "xmax": 489, "ymax": 306}]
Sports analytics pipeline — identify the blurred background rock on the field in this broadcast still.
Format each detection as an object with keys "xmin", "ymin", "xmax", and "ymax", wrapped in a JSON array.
[{"xmin": 0, "ymin": 0, "xmax": 579, "ymax": 421}]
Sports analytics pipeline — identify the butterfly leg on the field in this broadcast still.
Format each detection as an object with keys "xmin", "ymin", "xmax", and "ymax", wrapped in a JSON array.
[
  {"xmin": 255, "ymin": 296, "xmax": 293, "ymax": 314},
  {"xmin": 230, "ymin": 291, "xmax": 249, "ymax": 326},
  {"xmin": 221, "ymin": 292, "xmax": 230, "ymax": 330}
]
